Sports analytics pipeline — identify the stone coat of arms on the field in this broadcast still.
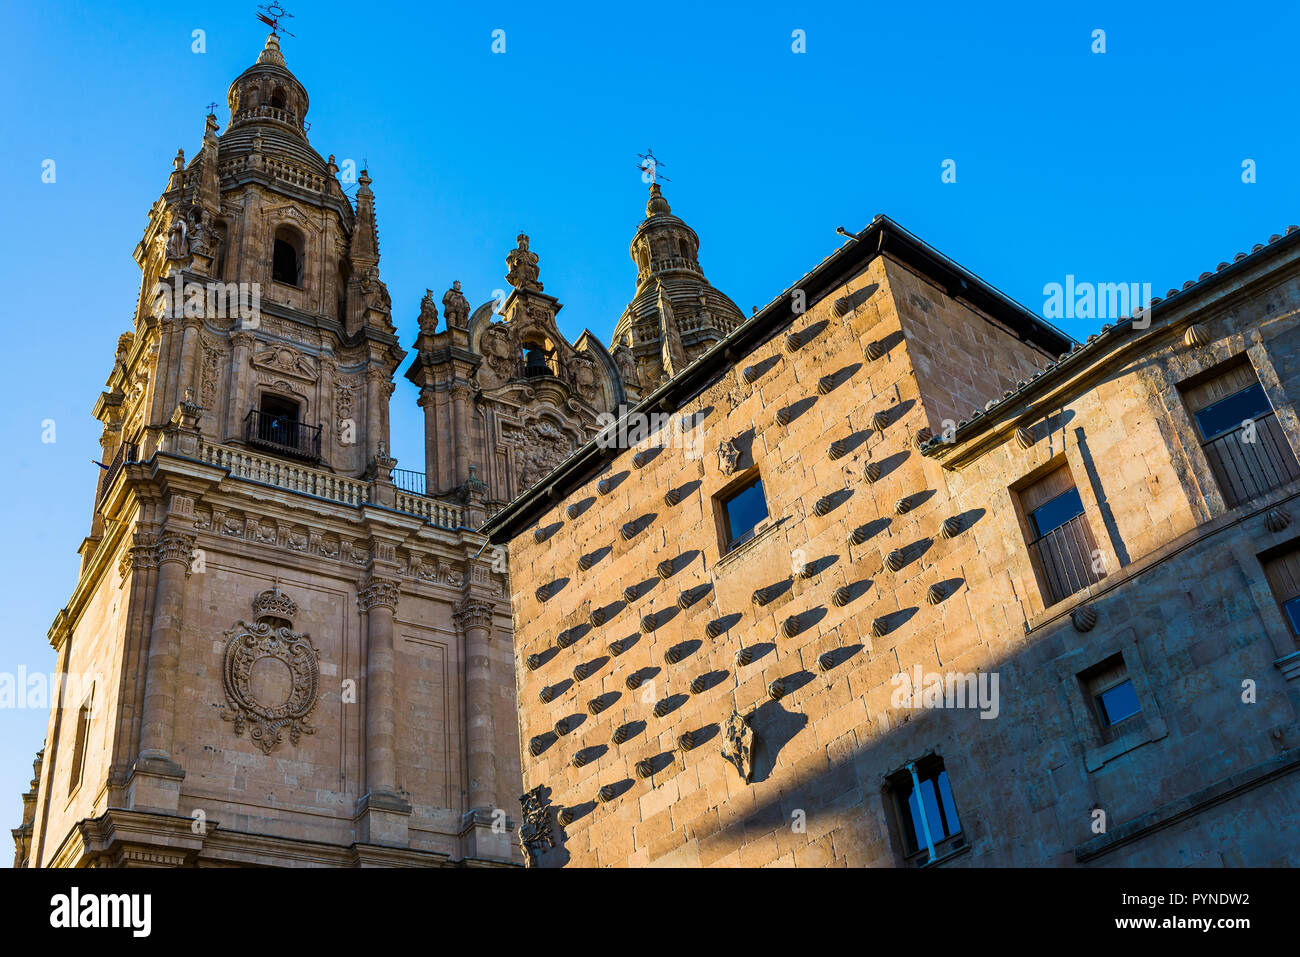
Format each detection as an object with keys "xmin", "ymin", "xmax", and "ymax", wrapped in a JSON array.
[{"xmin": 219, "ymin": 586, "xmax": 319, "ymax": 754}]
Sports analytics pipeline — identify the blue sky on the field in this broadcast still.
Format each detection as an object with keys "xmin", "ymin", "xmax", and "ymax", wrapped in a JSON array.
[{"xmin": 3, "ymin": 0, "xmax": 1298, "ymax": 849}]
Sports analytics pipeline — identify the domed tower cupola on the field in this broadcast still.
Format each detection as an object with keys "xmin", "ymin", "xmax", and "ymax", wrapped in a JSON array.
[
  {"xmin": 226, "ymin": 33, "xmax": 311, "ymax": 140},
  {"xmin": 611, "ymin": 183, "xmax": 745, "ymax": 397}
]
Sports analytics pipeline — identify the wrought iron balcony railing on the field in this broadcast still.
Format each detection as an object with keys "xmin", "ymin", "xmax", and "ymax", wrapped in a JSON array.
[
  {"xmin": 244, "ymin": 409, "xmax": 322, "ymax": 462},
  {"xmin": 98, "ymin": 441, "xmax": 138, "ymax": 504}
]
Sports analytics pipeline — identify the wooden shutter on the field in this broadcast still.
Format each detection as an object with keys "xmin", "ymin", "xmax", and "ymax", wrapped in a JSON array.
[{"xmin": 1182, "ymin": 362, "xmax": 1259, "ymax": 413}]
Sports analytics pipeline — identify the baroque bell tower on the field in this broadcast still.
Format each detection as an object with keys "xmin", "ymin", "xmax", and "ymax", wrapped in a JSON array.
[{"xmin": 19, "ymin": 32, "xmax": 522, "ymax": 868}]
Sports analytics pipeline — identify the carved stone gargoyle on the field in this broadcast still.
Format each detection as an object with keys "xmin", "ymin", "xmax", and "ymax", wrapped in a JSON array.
[{"xmin": 720, "ymin": 710, "xmax": 755, "ymax": 783}]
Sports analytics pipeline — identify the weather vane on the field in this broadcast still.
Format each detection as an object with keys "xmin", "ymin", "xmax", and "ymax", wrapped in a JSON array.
[
  {"xmin": 256, "ymin": 3, "xmax": 295, "ymax": 38},
  {"xmin": 637, "ymin": 148, "xmax": 670, "ymax": 185}
]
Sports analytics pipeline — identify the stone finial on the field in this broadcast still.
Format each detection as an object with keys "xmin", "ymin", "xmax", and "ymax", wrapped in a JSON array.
[
  {"xmin": 1071, "ymin": 605, "xmax": 1098, "ymax": 632},
  {"xmin": 1184, "ymin": 323, "xmax": 1210, "ymax": 348},
  {"xmin": 1015, "ymin": 426, "xmax": 1034, "ymax": 449}
]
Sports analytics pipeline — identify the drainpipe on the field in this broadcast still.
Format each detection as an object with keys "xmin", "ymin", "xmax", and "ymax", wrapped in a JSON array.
[{"xmin": 906, "ymin": 761, "xmax": 937, "ymax": 864}]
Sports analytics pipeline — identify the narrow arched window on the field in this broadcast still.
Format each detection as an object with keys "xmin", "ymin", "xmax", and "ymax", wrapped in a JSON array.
[{"xmin": 272, "ymin": 226, "xmax": 303, "ymax": 286}]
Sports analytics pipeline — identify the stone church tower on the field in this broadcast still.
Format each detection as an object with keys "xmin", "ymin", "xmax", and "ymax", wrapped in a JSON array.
[{"xmin": 14, "ymin": 34, "xmax": 547, "ymax": 867}]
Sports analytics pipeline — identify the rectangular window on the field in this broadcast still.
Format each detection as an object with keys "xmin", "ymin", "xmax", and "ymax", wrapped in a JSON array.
[
  {"xmin": 1181, "ymin": 361, "xmax": 1300, "ymax": 508},
  {"xmin": 68, "ymin": 689, "xmax": 92, "ymax": 796},
  {"xmin": 718, "ymin": 474, "xmax": 769, "ymax": 553},
  {"xmin": 886, "ymin": 757, "xmax": 964, "ymax": 864},
  {"xmin": 1020, "ymin": 466, "xmax": 1102, "ymax": 605},
  {"xmin": 1261, "ymin": 547, "xmax": 1300, "ymax": 639},
  {"xmin": 1079, "ymin": 654, "xmax": 1142, "ymax": 742}
]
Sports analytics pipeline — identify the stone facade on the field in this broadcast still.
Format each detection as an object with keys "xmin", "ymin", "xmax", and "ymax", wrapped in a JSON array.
[{"xmin": 486, "ymin": 217, "xmax": 1300, "ymax": 867}]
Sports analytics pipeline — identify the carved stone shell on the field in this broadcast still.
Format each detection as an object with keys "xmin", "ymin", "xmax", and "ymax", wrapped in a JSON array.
[
  {"xmin": 912, "ymin": 428, "xmax": 933, "ymax": 449},
  {"xmin": 767, "ymin": 679, "xmax": 785, "ymax": 701},
  {"xmin": 927, "ymin": 582, "xmax": 947, "ymax": 605},
  {"xmin": 557, "ymin": 807, "xmax": 575, "ymax": 826},
  {"xmin": 572, "ymin": 663, "xmax": 589, "ymax": 681},
  {"xmin": 894, "ymin": 496, "xmax": 913, "ymax": 515},
  {"xmin": 597, "ymin": 784, "xmax": 616, "ymax": 803},
  {"xmin": 657, "ymin": 559, "xmax": 675, "ymax": 580},
  {"xmin": 608, "ymin": 639, "xmax": 626, "ymax": 656},
  {"xmin": 677, "ymin": 731, "xmax": 695, "ymax": 752},
  {"xmin": 706, "ymin": 618, "xmax": 726, "ymax": 639},
  {"xmin": 664, "ymin": 486, "xmax": 682, "ymax": 506},
  {"xmin": 625, "ymin": 672, "xmax": 643, "ymax": 690},
  {"xmin": 784, "ymin": 331, "xmax": 802, "ymax": 353},
  {"xmin": 832, "ymin": 585, "xmax": 852, "ymax": 607},
  {"xmin": 871, "ymin": 410, "xmax": 890, "ymax": 432},
  {"xmin": 829, "ymin": 439, "xmax": 848, "ymax": 460},
  {"xmin": 578, "ymin": 552, "xmax": 596, "ymax": 571},
  {"xmin": 533, "ymin": 527, "xmax": 548, "ymax": 543},
  {"xmin": 690, "ymin": 674, "xmax": 708, "ymax": 694},
  {"xmin": 572, "ymin": 752, "xmax": 588, "ymax": 768},
  {"xmin": 663, "ymin": 645, "xmax": 683, "ymax": 665},
  {"xmin": 752, "ymin": 586, "xmax": 772, "ymax": 606},
  {"xmin": 865, "ymin": 461, "xmax": 882, "ymax": 483},
  {"xmin": 538, "ymin": 686, "xmax": 554, "ymax": 703},
  {"xmin": 817, "ymin": 374, "xmax": 836, "ymax": 395},
  {"xmin": 652, "ymin": 699, "xmax": 672, "ymax": 718},
  {"xmin": 813, "ymin": 495, "xmax": 834, "ymax": 516},
  {"xmin": 848, "ymin": 526, "xmax": 869, "ymax": 546},
  {"xmin": 640, "ymin": 614, "xmax": 657, "ymax": 634},
  {"xmin": 735, "ymin": 646, "xmax": 754, "ymax": 666},
  {"xmin": 742, "ymin": 365, "xmax": 759, "ymax": 384},
  {"xmin": 776, "ymin": 406, "xmax": 794, "ymax": 426},
  {"xmin": 939, "ymin": 516, "xmax": 963, "ymax": 539},
  {"xmin": 554, "ymin": 718, "xmax": 571, "ymax": 736},
  {"xmin": 597, "ymin": 476, "xmax": 613, "ymax": 495},
  {"xmin": 870, "ymin": 617, "xmax": 888, "ymax": 637},
  {"xmin": 886, "ymin": 549, "xmax": 905, "ymax": 572},
  {"xmin": 635, "ymin": 759, "xmax": 655, "ymax": 779},
  {"xmin": 611, "ymin": 724, "xmax": 629, "ymax": 745},
  {"xmin": 1071, "ymin": 605, "xmax": 1098, "ymax": 632},
  {"xmin": 1015, "ymin": 426, "xmax": 1034, "ymax": 449},
  {"xmin": 781, "ymin": 615, "xmax": 799, "ymax": 638},
  {"xmin": 817, "ymin": 651, "xmax": 835, "ymax": 673},
  {"xmin": 587, "ymin": 697, "xmax": 606, "ymax": 715},
  {"xmin": 529, "ymin": 736, "xmax": 546, "ymax": 756},
  {"xmin": 589, "ymin": 608, "xmax": 606, "ymax": 627},
  {"xmin": 866, "ymin": 340, "xmax": 885, "ymax": 361},
  {"xmin": 567, "ymin": 502, "xmax": 581, "ymax": 519},
  {"xmin": 525, "ymin": 653, "xmax": 542, "ymax": 671},
  {"xmin": 832, "ymin": 295, "xmax": 851, "ymax": 317},
  {"xmin": 1184, "ymin": 323, "xmax": 1210, "ymax": 348},
  {"xmin": 1266, "ymin": 507, "xmax": 1292, "ymax": 532}
]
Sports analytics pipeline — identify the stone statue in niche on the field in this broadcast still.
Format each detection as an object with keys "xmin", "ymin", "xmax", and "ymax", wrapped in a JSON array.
[{"xmin": 165, "ymin": 218, "xmax": 189, "ymax": 259}]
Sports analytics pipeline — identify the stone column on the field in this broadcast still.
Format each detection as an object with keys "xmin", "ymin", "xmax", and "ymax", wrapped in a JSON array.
[
  {"xmin": 450, "ymin": 382, "xmax": 473, "ymax": 488},
  {"xmin": 358, "ymin": 575, "xmax": 400, "ymax": 797},
  {"xmin": 455, "ymin": 597, "xmax": 497, "ymax": 811},
  {"xmin": 356, "ymin": 575, "xmax": 410, "ymax": 847},
  {"xmin": 177, "ymin": 316, "xmax": 202, "ymax": 402},
  {"xmin": 130, "ymin": 531, "xmax": 192, "ymax": 813},
  {"xmin": 365, "ymin": 367, "xmax": 385, "ymax": 463}
]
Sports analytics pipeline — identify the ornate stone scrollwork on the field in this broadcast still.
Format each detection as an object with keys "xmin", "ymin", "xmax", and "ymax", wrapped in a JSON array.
[
  {"xmin": 720, "ymin": 710, "xmax": 754, "ymax": 783},
  {"xmin": 219, "ymin": 585, "xmax": 319, "ymax": 755},
  {"xmin": 518, "ymin": 785, "xmax": 556, "ymax": 867}
]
